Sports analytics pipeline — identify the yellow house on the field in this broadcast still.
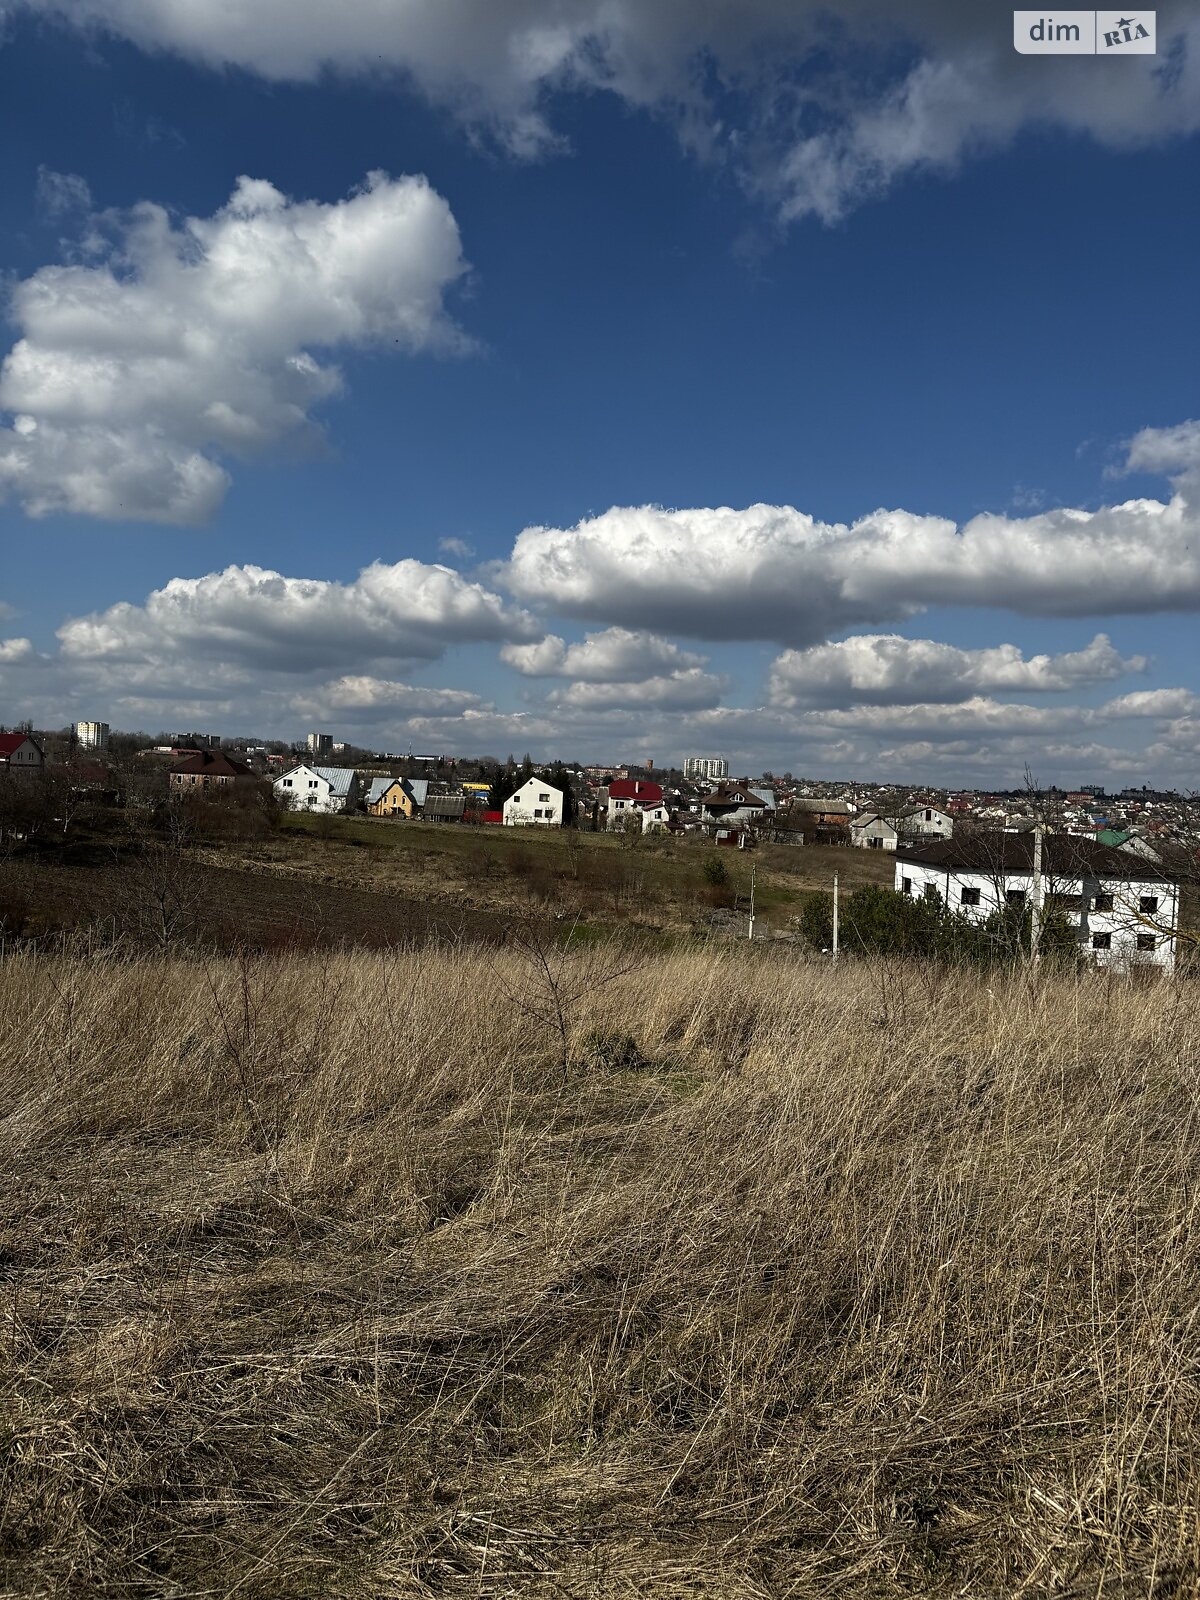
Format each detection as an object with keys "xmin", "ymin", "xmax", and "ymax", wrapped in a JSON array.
[{"xmin": 366, "ymin": 777, "xmax": 416, "ymax": 818}]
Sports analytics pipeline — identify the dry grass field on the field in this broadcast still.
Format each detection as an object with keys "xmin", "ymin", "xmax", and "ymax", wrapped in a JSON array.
[
  {"xmin": 216, "ymin": 815, "xmax": 898, "ymax": 935},
  {"xmin": 2, "ymin": 942, "xmax": 1198, "ymax": 1597},
  {"xmin": 1, "ymin": 818, "xmax": 897, "ymax": 953}
]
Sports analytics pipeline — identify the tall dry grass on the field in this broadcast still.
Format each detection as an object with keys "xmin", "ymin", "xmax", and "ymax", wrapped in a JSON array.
[{"xmin": 1, "ymin": 941, "xmax": 1198, "ymax": 1596}]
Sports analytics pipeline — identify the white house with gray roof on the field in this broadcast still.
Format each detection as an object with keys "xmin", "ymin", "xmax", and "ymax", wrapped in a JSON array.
[{"xmin": 273, "ymin": 763, "xmax": 359, "ymax": 814}]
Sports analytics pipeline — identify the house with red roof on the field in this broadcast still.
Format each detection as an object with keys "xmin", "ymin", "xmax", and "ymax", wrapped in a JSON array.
[
  {"xmin": 606, "ymin": 778, "xmax": 671, "ymax": 833},
  {"xmin": 0, "ymin": 733, "xmax": 44, "ymax": 774}
]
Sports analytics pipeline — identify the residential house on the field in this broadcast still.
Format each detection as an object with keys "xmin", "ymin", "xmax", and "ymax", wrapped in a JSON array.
[
  {"xmin": 700, "ymin": 785, "xmax": 768, "ymax": 829},
  {"xmin": 606, "ymin": 779, "xmax": 666, "ymax": 832},
  {"xmin": 851, "ymin": 813, "xmax": 901, "ymax": 851},
  {"xmin": 897, "ymin": 805, "xmax": 954, "ymax": 841},
  {"xmin": 781, "ymin": 797, "xmax": 853, "ymax": 840},
  {"xmin": 273, "ymin": 764, "xmax": 359, "ymax": 814},
  {"xmin": 0, "ymin": 733, "xmax": 44, "ymax": 774},
  {"xmin": 365, "ymin": 777, "xmax": 417, "ymax": 818},
  {"xmin": 169, "ymin": 750, "xmax": 254, "ymax": 792},
  {"xmin": 895, "ymin": 832, "xmax": 1181, "ymax": 971},
  {"xmin": 504, "ymin": 777, "xmax": 564, "ymax": 827}
]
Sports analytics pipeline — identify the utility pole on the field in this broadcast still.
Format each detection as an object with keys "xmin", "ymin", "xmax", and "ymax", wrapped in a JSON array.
[
  {"xmin": 748, "ymin": 864, "xmax": 756, "ymax": 941},
  {"xmin": 1030, "ymin": 822, "xmax": 1044, "ymax": 964},
  {"xmin": 832, "ymin": 871, "xmax": 840, "ymax": 958}
]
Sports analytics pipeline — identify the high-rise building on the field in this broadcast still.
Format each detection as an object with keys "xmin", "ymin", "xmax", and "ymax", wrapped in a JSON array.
[
  {"xmin": 73, "ymin": 721, "xmax": 110, "ymax": 750},
  {"xmin": 683, "ymin": 756, "xmax": 729, "ymax": 781},
  {"xmin": 307, "ymin": 732, "xmax": 334, "ymax": 757}
]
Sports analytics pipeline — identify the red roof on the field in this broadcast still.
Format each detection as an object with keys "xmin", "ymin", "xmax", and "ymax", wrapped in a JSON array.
[
  {"xmin": 608, "ymin": 779, "xmax": 663, "ymax": 805},
  {"xmin": 0, "ymin": 733, "xmax": 36, "ymax": 758}
]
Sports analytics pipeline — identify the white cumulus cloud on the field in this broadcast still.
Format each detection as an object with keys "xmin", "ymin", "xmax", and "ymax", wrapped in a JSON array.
[
  {"xmin": 548, "ymin": 668, "xmax": 727, "ymax": 712},
  {"xmin": 1124, "ymin": 419, "xmax": 1200, "ymax": 480},
  {"xmin": 18, "ymin": 1, "xmax": 1200, "ymax": 219},
  {"xmin": 0, "ymin": 171, "xmax": 470, "ymax": 523},
  {"xmin": 57, "ymin": 560, "xmax": 536, "ymax": 677},
  {"xmin": 504, "ymin": 486, "xmax": 1200, "ymax": 646},
  {"xmin": 769, "ymin": 632, "xmax": 1144, "ymax": 708},
  {"xmin": 501, "ymin": 626, "xmax": 706, "ymax": 681}
]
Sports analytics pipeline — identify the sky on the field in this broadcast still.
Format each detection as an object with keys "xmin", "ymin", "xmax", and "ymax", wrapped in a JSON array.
[{"xmin": 0, "ymin": 0, "xmax": 1198, "ymax": 788}]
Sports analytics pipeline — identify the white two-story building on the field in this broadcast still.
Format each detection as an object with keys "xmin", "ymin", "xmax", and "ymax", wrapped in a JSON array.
[
  {"xmin": 273, "ymin": 764, "xmax": 359, "ymax": 814},
  {"xmin": 895, "ymin": 833, "xmax": 1180, "ymax": 971},
  {"xmin": 503, "ymin": 777, "xmax": 564, "ymax": 826}
]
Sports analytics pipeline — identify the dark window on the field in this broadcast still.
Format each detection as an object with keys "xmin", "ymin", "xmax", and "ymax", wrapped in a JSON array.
[
  {"xmin": 1137, "ymin": 934, "xmax": 1156, "ymax": 951},
  {"xmin": 1093, "ymin": 893, "xmax": 1114, "ymax": 912},
  {"xmin": 1139, "ymin": 896, "xmax": 1159, "ymax": 914},
  {"xmin": 961, "ymin": 887, "xmax": 981, "ymax": 906},
  {"xmin": 1006, "ymin": 888, "xmax": 1026, "ymax": 906},
  {"xmin": 1092, "ymin": 932, "xmax": 1112, "ymax": 950},
  {"xmin": 901, "ymin": 877, "xmax": 912, "ymax": 895}
]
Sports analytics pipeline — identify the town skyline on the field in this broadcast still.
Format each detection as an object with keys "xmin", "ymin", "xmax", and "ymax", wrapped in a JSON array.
[{"xmin": 1, "ymin": 3, "xmax": 1198, "ymax": 785}]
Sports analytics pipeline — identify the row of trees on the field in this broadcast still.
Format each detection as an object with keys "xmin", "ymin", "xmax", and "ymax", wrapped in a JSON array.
[{"xmin": 798, "ymin": 883, "xmax": 1080, "ymax": 966}]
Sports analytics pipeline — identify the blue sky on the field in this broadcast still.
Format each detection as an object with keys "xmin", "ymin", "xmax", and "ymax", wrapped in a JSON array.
[{"xmin": 1, "ymin": 1, "xmax": 1198, "ymax": 785}]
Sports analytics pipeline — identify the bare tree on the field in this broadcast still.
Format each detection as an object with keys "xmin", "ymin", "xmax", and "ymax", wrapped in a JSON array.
[{"xmin": 113, "ymin": 798, "xmax": 204, "ymax": 952}]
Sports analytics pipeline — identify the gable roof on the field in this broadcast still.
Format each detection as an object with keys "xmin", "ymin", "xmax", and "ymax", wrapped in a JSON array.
[
  {"xmin": 425, "ymin": 794, "xmax": 465, "ymax": 819},
  {"xmin": 509, "ymin": 776, "xmax": 563, "ymax": 800},
  {"xmin": 704, "ymin": 785, "xmax": 766, "ymax": 808},
  {"xmin": 0, "ymin": 733, "xmax": 40, "ymax": 759},
  {"xmin": 609, "ymin": 778, "xmax": 663, "ymax": 804},
  {"xmin": 366, "ymin": 776, "xmax": 408, "ymax": 805},
  {"xmin": 896, "ymin": 831, "xmax": 1177, "ymax": 882},
  {"xmin": 311, "ymin": 766, "xmax": 357, "ymax": 797},
  {"xmin": 786, "ymin": 797, "xmax": 851, "ymax": 815}
]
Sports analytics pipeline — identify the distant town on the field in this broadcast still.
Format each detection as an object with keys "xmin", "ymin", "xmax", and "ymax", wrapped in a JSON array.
[{"xmin": 3, "ymin": 718, "xmax": 1195, "ymax": 847}]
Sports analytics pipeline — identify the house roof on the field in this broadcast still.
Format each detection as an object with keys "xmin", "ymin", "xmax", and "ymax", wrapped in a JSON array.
[
  {"xmin": 609, "ymin": 778, "xmax": 664, "ymax": 804},
  {"xmin": 1095, "ymin": 828, "xmax": 1135, "ymax": 848},
  {"xmin": 366, "ymin": 776, "xmax": 407, "ymax": 805},
  {"xmin": 704, "ymin": 786, "xmax": 766, "ymax": 808},
  {"xmin": 896, "ymin": 831, "xmax": 1177, "ymax": 882},
  {"xmin": 509, "ymin": 777, "xmax": 563, "ymax": 800},
  {"xmin": 0, "ymin": 733, "xmax": 39, "ymax": 759},
  {"xmin": 309, "ymin": 766, "xmax": 357, "ymax": 796},
  {"xmin": 787, "ymin": 797, "xmax": 850, "ymax": 814},
  {"xmin": 171, "ymin": 749, "xmax": 253, "ymax": 779},
  {"xmin": 425, "ymin": 794, "xmax": 465, "ymax": 818}
]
